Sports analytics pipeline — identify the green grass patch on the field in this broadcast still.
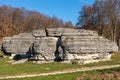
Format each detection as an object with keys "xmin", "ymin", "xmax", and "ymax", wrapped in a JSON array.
[
  {"xmin": 0, "ymin": 58, "xmax": 81, "ymax": 76},
  {"xmin": 4, "ymin": 67, "xmax": 120, "ymax": 80},
  {"xmin": 0, "ymin": 53, "xmax": 120, "ymax": 77}
]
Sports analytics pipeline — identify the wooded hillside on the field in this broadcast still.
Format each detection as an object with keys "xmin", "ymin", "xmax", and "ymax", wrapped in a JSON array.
[{"xmin": 0, "ymin": 5, "xmax": 73, "ymax": 43}]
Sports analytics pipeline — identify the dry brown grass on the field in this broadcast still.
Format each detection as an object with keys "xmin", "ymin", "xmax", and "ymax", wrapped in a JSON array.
[
  {"xmin": 112, "ymin": 52, "xmax": 120, "ymax": 58},
  {"xmin": 76, "ymin": 72, "xmax": 120, "ymax": 80}
]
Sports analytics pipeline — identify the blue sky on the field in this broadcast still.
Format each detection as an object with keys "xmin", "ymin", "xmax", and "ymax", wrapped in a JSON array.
[{"xmin": 0, "ymin": 0, "xmax": 95, "ymax": 25}]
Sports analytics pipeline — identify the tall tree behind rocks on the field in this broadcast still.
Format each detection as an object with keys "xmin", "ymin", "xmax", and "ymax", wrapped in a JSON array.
[
  {"xmin": 0, "ymin": 5, "xmax": 73, "ymax": 43},
  {"xmin": 77, "ymin": 0, "xmax": 120, "ymax": 51}
]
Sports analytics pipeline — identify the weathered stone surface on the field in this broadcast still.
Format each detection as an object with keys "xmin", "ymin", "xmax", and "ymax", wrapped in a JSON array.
[
  {"xmin": 1, "ymin": 28, "xmax": 118, "ymax": 64},
  {"xmin": 2, "ymin": 37, "xmax": 12, "ymax": 42},
  {"xmin": 33, "ymin": 37, "xmax": 58, "ymax": 61},
  {"xmin": 14, "ymin": 33, "xmax": 33, "ymax": 37},
  {"xmin": 32, "ymin": 30, "xmax": 46, "ymax": 37},
  {"xmin": 2, "ymin": 33, "xmax": 35, "ymax": 54},
  {"xmin": 47, "ymin": 28, "xmax": 98, "ymax": 36},
  {"xmin": 64, "ymin": 53, "xmax": 112, "ymax": 64},
  {"xmin": 62, "ymin": 36, "xmax": 118, "ymax": 54}
]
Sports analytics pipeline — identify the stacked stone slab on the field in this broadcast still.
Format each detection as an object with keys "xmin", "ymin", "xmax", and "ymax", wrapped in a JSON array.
[
  {"xmin": 47, "ymin": 28, "xmax": 118, "ymax": 52},
  {"xmin": 31, "ymin": 30, "xmax": 58, "ymax": 61},
  {"xmin": 46, "ymin": 28, "xmax": 118, "ymax": 63},
  {"xmin": 1, "ymin": 28, "xmax": 118, "ymax": 64},
  {"xmin": 2, "ymin": 33, "xmax": 35, "ymax": 56},
  {"xmin": 33, "ymin": 37, "xmax": 58, "ymax": 61}
]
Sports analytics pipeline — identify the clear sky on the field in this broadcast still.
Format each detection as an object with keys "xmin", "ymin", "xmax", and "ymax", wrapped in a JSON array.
[{"xmin": 0, "ymin": 0, "xmax": 95, "ymax": 26}]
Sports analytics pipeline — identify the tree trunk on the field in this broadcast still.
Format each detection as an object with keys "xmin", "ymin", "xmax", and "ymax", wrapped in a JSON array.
[
  {"xmin": 111, "ymin": 26, "xmax": 116, "ymax": 42},
  {"xmin": 113, "ymin": 26, "xmax": 117, "ymax": 42},
  {"xmin": 118, "ymin": 38, "xmax": 120, "ymax": 52}
]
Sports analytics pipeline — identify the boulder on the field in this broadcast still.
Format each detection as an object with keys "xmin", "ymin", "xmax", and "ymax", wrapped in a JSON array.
[
  {"xmin": 62, "ymin": 36, "xmax": 118, "ymax": 54},
  {"xmin": 2, "ymin": 33, "xmax": 35, "ymax": 54},
  {"xmin": 33, "ymin": 37, "xmax": 58, "ymax": 61}
]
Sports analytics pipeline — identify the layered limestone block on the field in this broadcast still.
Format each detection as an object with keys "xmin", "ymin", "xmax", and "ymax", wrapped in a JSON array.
[
  {"xmin": 2, "ymin": 30, "xmax": 46, "ymax": 55},
  {"xmin": 1, "ymin": 28, "xmax": 118, "ymax": 64},
  {"xmin": 2, "ymin": 33, "xmax": 35, "ymax": 54},
  {"xmin": 47, "ymin": 28, "xmax": 118, "ymax": 62},
  {"xmin": 32, "ymin": 30, "xmax": 46, "ymax": 37},
  {"xmin": 33, "ymin": 37, "xmax": 58, "ymax": 61},
  {"xmin": 65, "ymin": 53, "xmax": 111, "ymax": 64},
  {"xmin": 47, "ymin": 28, "xmax": 98, "ymax": 36},
  {"xmin": 62, "ymin": 36, "xmax": 118, "ymax": 54}
]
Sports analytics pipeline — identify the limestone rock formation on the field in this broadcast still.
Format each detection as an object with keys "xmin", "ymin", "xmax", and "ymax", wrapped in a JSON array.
[
  {"xmin": 33, "ymin": 37, "xmax": 58, "ymax": 61},
  {"xmin": 2, "ymin": 33, "xmax": 35, "ymax": 54},
  {"xmin": 47, "ymin": 28, "xmax": 98, "ymax": 36},
  {"xmin": 1, "ymin": 28, "xmax": 118, "ymax": 64},
  {"xmin": 32, "ymin": 30, "xmax": 46, "ymax": 37}
]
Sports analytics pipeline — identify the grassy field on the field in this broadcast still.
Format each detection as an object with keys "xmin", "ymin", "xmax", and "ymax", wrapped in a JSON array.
[
  {"xmin": 0, "ymin": 58, "xmax": 81, "ymax": 76},
  {"xmin": 0, "ymin": 51, "xmax": 120, "ymax": 80},
  {"xmin": 3, "ymin": 66, "xmax": 120, "ymax": 80}
]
